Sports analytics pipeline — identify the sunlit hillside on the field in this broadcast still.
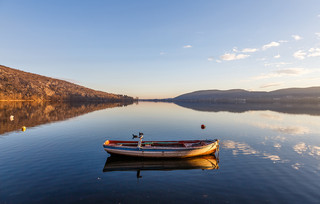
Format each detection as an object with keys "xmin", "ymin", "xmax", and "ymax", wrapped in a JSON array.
[{"xmin": 0, "ymin": 65, "xmax": 133, "ymax": 102}]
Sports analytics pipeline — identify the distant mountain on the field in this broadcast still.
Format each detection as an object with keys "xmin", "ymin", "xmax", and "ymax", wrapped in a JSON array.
[
  {"xmin": 174, "ymin": 87, "xmax": 320, "ymax": 103},
  {"xmin": 0, "ymin": 65, "xmax": 133, "ymax": 102}
]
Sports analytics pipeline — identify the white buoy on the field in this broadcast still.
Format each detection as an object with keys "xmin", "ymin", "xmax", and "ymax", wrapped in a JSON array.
[{"xmin": 10, "ymin": 115, "xmax": 14, "ymax": 121}]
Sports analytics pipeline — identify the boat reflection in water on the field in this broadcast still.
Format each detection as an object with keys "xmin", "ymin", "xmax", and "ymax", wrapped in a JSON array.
[{"xmin": 103, "ymin": 155, "xmax": 219, "ymax": 178}]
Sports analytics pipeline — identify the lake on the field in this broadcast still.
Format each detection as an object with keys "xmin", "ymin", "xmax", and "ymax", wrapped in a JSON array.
[{"xmin": 1, "ymin": 101, "xmax": 320, "ymax": 203}]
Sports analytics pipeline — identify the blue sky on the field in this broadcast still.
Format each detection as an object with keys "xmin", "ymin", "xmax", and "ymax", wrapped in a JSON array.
[{"xmin": 1, "ymin": 0, "xmax": 320, "ymax": 98}]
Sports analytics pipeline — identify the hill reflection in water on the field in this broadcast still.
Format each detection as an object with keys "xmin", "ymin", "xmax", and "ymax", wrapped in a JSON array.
[
  {"xmin": 0, "ymin": 101, "xmax": 133, "ymax": 135},
  {"xmin": 175, "ymin": 102, "xmax": 320, "ymax": 116}
]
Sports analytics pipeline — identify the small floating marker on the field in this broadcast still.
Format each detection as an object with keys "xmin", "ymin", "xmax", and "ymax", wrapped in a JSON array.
[
  {"xmin": 21, "ymin": 126, "xmax": 26, "ymax": 132},
  {"xmin": 10, "ymin": 115, "xmax": 14, "ymax": 121},
  {"xmin": 201, "ymin": 124, "xmax": 206, "ymax": 129}
]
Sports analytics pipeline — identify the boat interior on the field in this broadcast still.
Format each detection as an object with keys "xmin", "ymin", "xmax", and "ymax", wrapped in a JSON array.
[{"xmin": 105, "ymin": 140, "xmax": 211, "ymax": 148}]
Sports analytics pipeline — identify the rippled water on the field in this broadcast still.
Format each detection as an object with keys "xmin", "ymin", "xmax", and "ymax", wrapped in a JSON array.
[{"xmin": 1, "ymin": 102, "xmax": 320, "ymax": 203}]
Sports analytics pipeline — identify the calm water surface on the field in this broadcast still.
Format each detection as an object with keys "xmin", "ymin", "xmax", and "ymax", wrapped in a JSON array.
[{"xmin": 1, "ymin": 102, "xmax": 320, "ymax": 203}]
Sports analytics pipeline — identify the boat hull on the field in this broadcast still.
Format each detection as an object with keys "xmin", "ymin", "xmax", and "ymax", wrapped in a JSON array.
[{"xmin": 103, "ymin": 139, "xmax": 219, "ymax": 158}]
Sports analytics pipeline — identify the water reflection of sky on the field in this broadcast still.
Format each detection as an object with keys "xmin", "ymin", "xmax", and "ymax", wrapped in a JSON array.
[
  {"xmin": 1, "ymin": 102, "xmax": 320, "ymax": 203},
  {"xmin": 217, "ymin": 109, "xmax": 320, "ymax": 172}
]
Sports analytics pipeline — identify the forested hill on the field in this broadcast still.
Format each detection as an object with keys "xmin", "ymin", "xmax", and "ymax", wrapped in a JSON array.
[
  {"xmin": 0, "ymin": 65, "xmax": 133, "ymax": 102},
  {"xmin": 174, "ymin": 87, "xmax": 320, "ymax": 103}
]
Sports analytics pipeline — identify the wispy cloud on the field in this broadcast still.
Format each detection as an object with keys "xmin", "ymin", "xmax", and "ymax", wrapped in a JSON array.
[
  {"xmin": 274, "ymin": 54, "xmax": 281, "ymax": 59},
  {"xmin": 220, "ymin": 53, "xmax": 249, "ymax": 61},
  {"xmin": 242, "ymin": 48, "xmax": 258, "ymax": 53},
  {"xmin": 253, "ymin": 68, "xmax": 310, "ymax": 80},
  {"xmin": 293, "ymin": 50, "xmax": 307, "ymax": 60},
  {"xmin": 316, "ymin": 33, "xmax": 320, "ymax": 38},
  {"xmin": 260, "ymin": 82, "xmax": 282, "ymax": 89},
  {"xmin": 262, "ymin": 41, "xmax": 280, "ymax": 50},
  {"xmin": 183, "ymin": 45, "xmax": 192, "ymax": 48},
  {"xmin": 257, "ymin": 58, "xmax": 267, "ymax": 61},
  {"xmin": 232, "ymin": 47, "xmax": 239, "ymax": 52},
  {"xmin": 276, "ymin": 68, "xmax": 309, "ymax": 75},
  {"xmin": 292, "ymin": 35, "xmax": 302, "ymax": 41},
  {"xmin": 160, "ymin": 52, "xmax": 166, "ymax": 55},
  {"xmin": 207, "ymin": 57, "xmax": 214, "ymax": 61}
]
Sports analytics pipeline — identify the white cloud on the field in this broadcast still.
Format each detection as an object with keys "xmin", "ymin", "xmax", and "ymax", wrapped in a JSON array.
[
  {"xmin": 293, "ymin": 48, "xmax": 320, "ymax": 59},
  {"xmin": 220, "ymin": 53, "xmax": 250, "ymax": 61},
  {"xmin": 183, "ymin": 45, "xmax": 192, "ymax": 48},
  {"xmin": 160, "ymin": 52, "xmax": 166, "ymax": 55},
  {"xmin": 207, "ymin": 57, "xmax": 214, "ymax": 61},
  {"xmin": 292, "ymin": 35, "xmax": 302, "ymax": 41},
  {"xmin": 262, "ymin": 41, "xmax": 280, "ymax": 50},
  {"xmin": 308, "ymin": 48, "xmax": 320, "ymax": 57},
  {"xmin": 293, "ymin": 50, "xmax": 307, "ymax": 60},
  {"xmin": 316, "ymin": 33, "xmax": 320, "ymax": 38},
  {"xmin": 274, "ymin": 54, "xmax": 281, "ymax": 59},
  {"xmin": 216, "ymin": 60, "xmax": 222, "ymax": 63},
  {"xmin": 242, "ymin": 48, "xmax": 258, "ymax": 53},
  {"xmin": 278, "ymin": 40, "xmax": 288, "ymax": 43}
]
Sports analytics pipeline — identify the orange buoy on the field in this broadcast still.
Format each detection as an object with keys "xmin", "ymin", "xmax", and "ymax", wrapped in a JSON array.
[
  {"xmin": 201, "ymin": 124, "xmax": 206, "ymax": 129},
  {"xmin": 21, "ymin": 126, "xmax": 26, "ymax": 132}
]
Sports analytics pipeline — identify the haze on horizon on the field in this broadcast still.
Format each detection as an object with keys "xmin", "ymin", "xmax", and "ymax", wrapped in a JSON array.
[{"xmin": 1, "ymin": 0, "xmax": 320, "ymax": 99}]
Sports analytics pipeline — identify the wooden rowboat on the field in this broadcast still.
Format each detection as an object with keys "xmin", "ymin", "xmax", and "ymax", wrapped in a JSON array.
[{"xmin": 103, "ymin": 134, "xmax": 219, "ymax": 158}]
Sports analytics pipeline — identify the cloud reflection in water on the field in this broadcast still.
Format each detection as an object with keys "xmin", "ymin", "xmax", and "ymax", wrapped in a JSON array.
[
  {"xmin": 293, "ymin": 142, "xmax": 320, "ymax": 157},
  {"xmin": 222, "ymin": 140, "xmax": 281, "ymax": 162},
  {"xmin": 254, "ymin": 123, "xmax": 310, "ymax": 135}
]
